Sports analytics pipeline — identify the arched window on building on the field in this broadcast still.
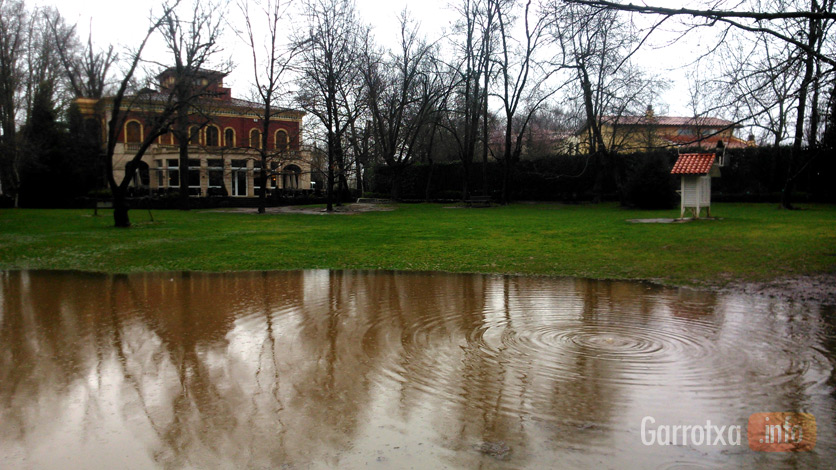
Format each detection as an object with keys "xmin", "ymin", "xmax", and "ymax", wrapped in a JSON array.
[
  {"xmin": 275, "ymin": 130, "xmax": 289, "ymax": 152},
  {"xmin": 282, "ymin": 164, "xmax": 301, "ymax": 190},
  {"xmin": 224, "ymin": 128, "xmax": 235, "ymax": 148},
  {"xmin": 125, "ymin": 121, "xmax": 142, "ymax": 143},
  {"xmin": 249, "ymin": 129, "xmax": 261, "ymax": 149},
  {"xmin": 206, "ymin": 125, "xmax": 220, "ymax": 147}
]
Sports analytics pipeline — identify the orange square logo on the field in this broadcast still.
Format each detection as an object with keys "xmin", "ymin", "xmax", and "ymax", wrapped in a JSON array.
[{"xmin": 748, "ymin": 412, "xmax": 816, "ymax": 452}]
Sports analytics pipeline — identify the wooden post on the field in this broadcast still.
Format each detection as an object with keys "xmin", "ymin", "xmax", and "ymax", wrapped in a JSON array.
[{"xmin": 695, "ymin": 178, "xmax": 701, "ymax": 219}]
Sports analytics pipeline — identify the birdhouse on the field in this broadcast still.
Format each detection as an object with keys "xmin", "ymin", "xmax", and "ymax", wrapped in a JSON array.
[{"xmin": 671, "ymin": 153, "xmax": 718, "ymax": 218}]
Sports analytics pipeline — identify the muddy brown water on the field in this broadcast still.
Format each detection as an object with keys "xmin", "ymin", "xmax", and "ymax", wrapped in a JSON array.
[{"xmin": 0, "ymin": 270, "xmax": 833, "ymax": 469}]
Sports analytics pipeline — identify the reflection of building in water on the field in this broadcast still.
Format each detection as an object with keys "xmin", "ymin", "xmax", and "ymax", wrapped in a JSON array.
[{"xmin": 1, "ymin": 271, "xmax": 834, "ymax": 469}]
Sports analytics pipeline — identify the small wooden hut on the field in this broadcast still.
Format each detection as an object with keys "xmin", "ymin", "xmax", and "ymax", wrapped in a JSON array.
[{"xmin": 671, "ymin": 153, "xmax": 721, "ymax": 218}]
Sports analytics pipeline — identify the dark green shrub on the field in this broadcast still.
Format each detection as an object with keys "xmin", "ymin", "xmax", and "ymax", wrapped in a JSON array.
[{"xmin": 622, "ymin": 153, "xmax": 677, "ymax": 209}]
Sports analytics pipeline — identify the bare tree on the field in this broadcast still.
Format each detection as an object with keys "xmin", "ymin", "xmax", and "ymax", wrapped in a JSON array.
[
  {"xmin": 551, "ymin": 3, "xmax": 665, "ymax": 156},
  {"xmin": 491, "ymin": 0, "xmax": 557, "ymax": 203},
  {"xmin": 358, "ymin": 11, "xmax": 443, "ymax": 199},
  {"xmin": 239, "ymin": 0, "xmax": 303, "ymax": 213},
  {"xmin": 295, "ymin": 0, "xmax": 365, "ymax": 211},
  {"xmin": 49, "ymin": 19, "xmax": 116, "ymax": 100},
  {"xmin": 717, "ymin": 34, "xmax": 802, "ymax": 147},
  {"xmin": 564, "ymin": 0, "xmax": 836, "ymax": 65},
  {"xmin": 102, "ymin": 2, "xmax": 185, "ymax": 227},
  {"xmin": 550, "ymin": 2, "xmax": 667, "ymax": 200},
  {"xmin": 440, "ymin": 0, "xmax": 495, "ymax": 200},
  {"xmin": 562, "ymin": 0, "xmax": 836, "ymax": 208},
  {"xmin": 0, "ymin": 1, "xmax": 81, "ymax": 205},
  {"xmin": 0, "ymin": 0, "xmax": 27, "ymax": 204},
  {"xmin": 158, "ymin": 0, "xmax": 229, "ymax": 210}
]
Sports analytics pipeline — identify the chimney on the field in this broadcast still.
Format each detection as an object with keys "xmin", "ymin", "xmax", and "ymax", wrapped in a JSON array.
[
  {"xmin": 645, "ymin": 105, "xmax": 654, "ymax": 120},
  {"xmin": 747, "ymin": 133, "xmax": 756, "ymax": 147}
]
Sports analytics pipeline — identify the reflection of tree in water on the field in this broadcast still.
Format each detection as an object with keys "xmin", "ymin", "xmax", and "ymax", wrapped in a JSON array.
[
  {"xmin": 280, "ymin": 270, "xmax": 382, "ymax": 461},
  {"xmin": 110, "ymin": 272, "xmax": 240, "ymax": 468},
  {"xmin": 121, "ymin": 271, "xmax": 382, "ymax": 468},
  {"xmin": 0, "ymin": 271, "xmax": 111, "ymax": 444},
  {"xmin": 2, "ymin": 271, "xmax": 834, "ymax": 469},
  {"xmin": 0, "ymin": 271, "xmax": 381, "ymax": 468}
]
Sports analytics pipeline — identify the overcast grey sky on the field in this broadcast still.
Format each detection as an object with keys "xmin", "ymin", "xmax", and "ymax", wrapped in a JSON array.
[{"xmin": 44, "ymin": 0, "xmax": 710, "ymax": 117}]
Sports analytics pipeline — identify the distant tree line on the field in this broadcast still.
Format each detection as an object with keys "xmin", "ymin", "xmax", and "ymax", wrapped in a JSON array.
[{"xmin": 0, "ymin": 1, "xmax": 110, "ymax": 207}]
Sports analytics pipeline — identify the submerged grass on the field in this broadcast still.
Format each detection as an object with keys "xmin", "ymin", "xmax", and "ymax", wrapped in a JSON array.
[{"xmin": 1, "ymin": 202, "xmax": 834, "ymax": 286}]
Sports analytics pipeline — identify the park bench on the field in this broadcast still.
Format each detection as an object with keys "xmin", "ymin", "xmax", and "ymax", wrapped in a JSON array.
[
  {"xmin": 92, "ymin": 200, "xmax": 112, "ymax": 216},
  {"xmin": 91, "ymin": 198, "xmax": 154, "ymax": 222},
  {"xmin": 466, "ymin": 195, "xmax": 492, "ymax": 208}
]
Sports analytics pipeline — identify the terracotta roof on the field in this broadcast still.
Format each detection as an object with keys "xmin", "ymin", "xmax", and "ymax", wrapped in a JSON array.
[
  {"xmin": 105, "ymin": 91, "xmax": 304, "ymax": 116},
  {"xmin": 156, "ymin": 67, "xmax": 228, "ymax": 80},
  {"xmin": 663, "ymin": 135, "xmax": 750, "ymax": 149},
  {"xmin": 671, "ymin": 153, "xmax": 716, "ymax": 175},
  {"xmin": 600, "ymin": 115, "xmax": 738, "ymax": 128}
]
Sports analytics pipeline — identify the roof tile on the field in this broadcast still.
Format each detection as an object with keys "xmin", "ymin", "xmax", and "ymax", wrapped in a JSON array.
[{"xmin": 671, "ymin": 153, "xmax": 716, "ymax": 175}]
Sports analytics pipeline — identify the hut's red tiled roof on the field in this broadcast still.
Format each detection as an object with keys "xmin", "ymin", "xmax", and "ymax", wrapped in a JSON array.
[{"xmin": 671, "ymin": 153, "xmax": 716, "ymax": 175}]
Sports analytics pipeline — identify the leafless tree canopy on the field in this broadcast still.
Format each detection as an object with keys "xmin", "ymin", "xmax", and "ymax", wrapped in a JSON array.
[
  {"xmin": 2, "ymin": 0, "xmax": 833, "ymax": 211},
  {"xmin": 559, "ymin": 0, "xmax": 835, "ymax": 207},
  {"xmin": 295, "ymin": 0, "xmax": 365, "ymax": 210}
]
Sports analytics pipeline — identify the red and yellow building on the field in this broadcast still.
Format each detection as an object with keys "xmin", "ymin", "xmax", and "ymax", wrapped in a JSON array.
[{"xmin": 77, "ymin": 68, "xmax": 310, "ymax": 197}]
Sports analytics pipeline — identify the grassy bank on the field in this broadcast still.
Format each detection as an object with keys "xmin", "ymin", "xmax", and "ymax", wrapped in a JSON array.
[{"xmin": 1, "ymin": 203, "xmax": 834, "ymax": 286}]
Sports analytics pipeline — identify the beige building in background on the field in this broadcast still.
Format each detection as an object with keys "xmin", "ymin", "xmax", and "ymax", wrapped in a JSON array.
[{"xmin": 577, "ymin": 106, "xmax": 754, "ymax": 154}]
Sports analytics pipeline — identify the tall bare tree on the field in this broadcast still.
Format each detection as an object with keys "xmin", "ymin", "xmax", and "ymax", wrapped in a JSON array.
[
  {"xmin": 158, "ymin": 0, "xmax": 228, "ymax": 210},
  {"xmin": 440, "ymin": 0, "xmax": 495, "ymax": 200},
  {"xmin": 718, "ymin": 35, "xmax": 801, "ymax": 147},
  {"xmin": 551, "ymin": 3, "xmax": 665, "ymax": 156},
  {"xmin": 0, "ymin": 0, "xmax": 27, "ymax": 204},
  {"xmin": 240, "ymin": 0, "xmax": 302, "ymax": 213},
  {"xmin": 0, "ymin": 1, "xmax": 81, "ymax": 205},
  {"xmin": 359, "ymin": 11, "xmax": 443, "ymax": 199},
  {"xmin": 48, "ymin": 19, "xmax": 116, "ymax": 100},
  {"xmin": 295, "ymin": 0, "xmax": 365, "ymax": 211},
  {"xmin": 492, "ymin": 0, "xmax": 557, "ymax": 203},
  {"xmin": 550, "ymin": 2, "xmax": 667, "ymax": 200},
  {"xmin": 102, "ymin": 2, "xmax": 186, "ymax": 227}
]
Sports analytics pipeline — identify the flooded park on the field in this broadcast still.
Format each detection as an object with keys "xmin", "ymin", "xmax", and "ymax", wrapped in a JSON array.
[{"xmin": 0, "ymin": 270, "xmax": 833, "ymax": 469}]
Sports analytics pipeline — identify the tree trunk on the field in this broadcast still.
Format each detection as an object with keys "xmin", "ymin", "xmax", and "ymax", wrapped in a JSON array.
[
  {"xmin": 424, "ymin": 157, "xmax": 435, "ymax": 202},
  {"xmin": 339, "ymin": 173, "xmax": 350, "ymax": 202},
  {"xmin": 390, "ymin": 165, "xmax": 403, "ymax": 201},
  {"xmin": 112, "ymin": 188, "xmax": 130, "ymax": 228},
  {"xmin": 501, "ymin": 159, "xmax": 510, "ymax": 204},
  {"xmin": 326, "ymin": 133, "xmax": 334, "ymax": 212},
  {"xmin": 461, "ymin": 161, "xmax": 471, "ymax": 201},
  {"xmin": 783, "ymin": 13, "xmax": 818, "ymax": 210},
  {"xmin": 178, "ymin": 137, "xmax": 190, "ymax": 210},
  {"xmin": 481, "ymin": 90, "xmax": 489, "ymax": 195},
  {"xmin": 257, "ymin": 164, "xmax": 267, "ymax": 214},
  {"xmin": 355, "ymin": 159, "xmax": 363, "ymax": 195},
  {"xmin": 592, "ymin": 152, "xmax": 606, "ymax": 203}
]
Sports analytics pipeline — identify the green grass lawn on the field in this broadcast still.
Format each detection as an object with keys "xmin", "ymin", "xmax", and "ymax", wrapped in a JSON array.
[{"xmin": 1, "ymin": 203, "xmax": 834, "ymax": 287}]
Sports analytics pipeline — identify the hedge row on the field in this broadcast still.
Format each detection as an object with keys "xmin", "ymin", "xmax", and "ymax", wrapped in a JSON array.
[{"xmin": 368, "ymin": 147, "xmax": 836, "ymax": 207}]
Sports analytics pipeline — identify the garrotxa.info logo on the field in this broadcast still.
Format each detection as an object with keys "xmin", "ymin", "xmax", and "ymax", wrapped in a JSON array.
[{"xmin": 747, "ymin": 412, "xmax": 817, "ymax": 452}]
